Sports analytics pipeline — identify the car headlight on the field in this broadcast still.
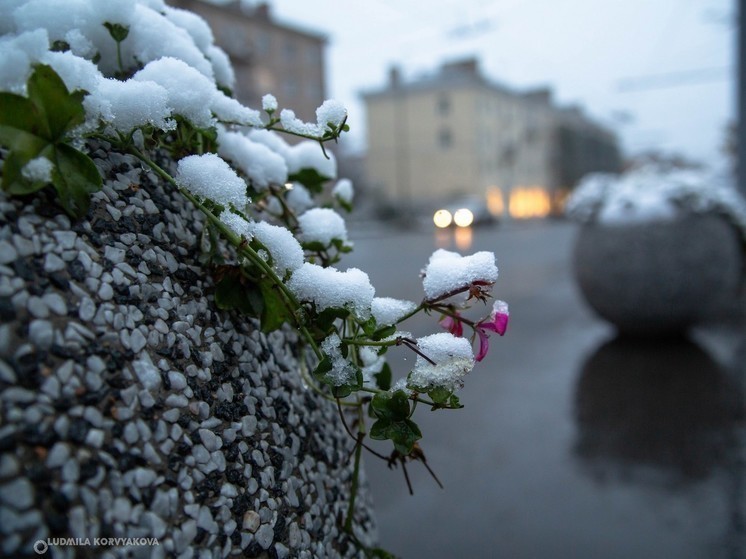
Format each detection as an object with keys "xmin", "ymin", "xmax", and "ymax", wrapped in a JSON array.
[
  {"xmin": 453, "ymin": 208, "xmax": 474, "ymax": 227},
  {"xmin": 433, "ymin": 209, "xmax": 452, "ymax": 228}
]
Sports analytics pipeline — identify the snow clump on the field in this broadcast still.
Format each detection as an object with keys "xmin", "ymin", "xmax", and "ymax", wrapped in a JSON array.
[
  {"xmin": 175, "ymin": 153, "xmax": 248, "ymax": 210},
  {"xmin": 285, "ymin": 141, "xmax": 337, "ymax": 179},
  {"xmin": 422, "ymin": 249, "xmax": 499, "ymax": 302},
  {"xmin": 287, "ymin": 263, "xmax": 375, "ymax": 320},
  {"xmin": 219, "ymin": 211, "xmax": 254, "ymax": 240},
  {"xmin": 320, "ymin": 333, "xmax": 357, "ymax": 387},
  {"xmin": 217, "ymin": 127, "xmax": 288, "ymax": 190},
  {"xmin": 253, "ymin": 222, "xmax": 304, "ymax": 275},
  {"xmin": 21, "ymin": 156, "xmax": 53, "ymax": 182},
  {"xmin": 332, "ymin": 178, "xmax": 354, "ymax": 205},
  {"xmin": 407, "ymin": 333, "xmax": 475, "ymax": 392},
  {"xmin": 371, "ymin": 297, "xmax": 417, "ymax": 327},
  {"xmin": 297, "ymin": 208, "xmax": 347, "ymax": 246}
]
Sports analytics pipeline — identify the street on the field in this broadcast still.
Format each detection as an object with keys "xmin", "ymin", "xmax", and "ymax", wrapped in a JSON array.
[{"xmin": 343, "ymin": 219, "xmax": 746, "ymax": 559}]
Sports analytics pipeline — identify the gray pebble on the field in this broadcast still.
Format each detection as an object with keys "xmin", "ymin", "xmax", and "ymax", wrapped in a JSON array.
[
  {"xmin": 29, "ymin": 319, "xmax": 54, "ymax": 350},
  {"xmin": 43, "ymin": 253, "xmax": 66, "ymax": 273},
  {"xmin": 85, "ymin": 428, "xmax": 105, "ymax": 448},
  {"xmin": 130, "ymin": 329, "xmax": 147, "ymax": 353},
  {"xmin": 27, "ymin": 296, "xmax": 50, "ymax": 318},
  {"xmin": 41, "ymin": 375, "xmax": 61, "ymax": 399},
  {"xmin": 104, "ymin": 246, "xmax": 126, "ymax": 264},
  {"xmin": 42, "ymin": 292, "xmax": 67, "ymax": 315},
  {"xmin": 0, "ymin": 478, "xmax": 34, "ymax": 509},
  {"xmin": 0, "ymin": 240, "xmax": 17, "ymax": 265},
  {"xmin": 255, "ymin": 524, "xmax": 274, "ymax": 549},
  {"xmin": 0, "ymin": 454, "xmax": 19, "ymax": 478},
  {"xmin": 165, "ymin": 394, "xmax": 189, "ymax": 408},
  {"xmin": 62, "ymin": 459, "xmax": 80, "ymax": 483},
  {"xmin": 0, "ymin": 359, "xmax": 17, "ymax": 384},
  {"xmin": 168, "ymin": 371, "xmax": 187, "ymax": 390},
  {"xmin": 3, "ymin": 387, "xmax": 35, "ymax": 403},
  {"xmin": 198, "ymin": 429, "xmax": 222, "ymax": 452},
  {"xmin": 134, "ymin": 467, "xmax": 157, "ymax": 487},
  {"xmin": 53, "ymin": 231, "xmax": 77, "ymax": 250},
  {"xmin": 98, "ymin": 283, "xmax": 114, "ymax": 301},
  {"xmin": 106, "ymin": 205, "xmax": 122, "ymax": 221},
  {"xmin": 46, "ymin": 442, "xmax": 71, "ymax": 468}
]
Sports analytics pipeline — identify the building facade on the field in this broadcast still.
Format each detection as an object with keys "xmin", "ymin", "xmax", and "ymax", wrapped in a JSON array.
[
  {"xmin": 170, "ymin": 1, "xmax": 327, "ymax": 123},
  {"xmin": 363, "ymin": 58, "xmax": 621, "ymax": 217}
]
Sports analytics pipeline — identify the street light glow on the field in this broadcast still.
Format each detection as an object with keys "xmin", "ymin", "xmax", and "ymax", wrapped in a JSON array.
[
  {"xmin": 433, "ymin": 209, "xmax": 452, "ymax": 228},
  {"xmin": 453, "ymin": 208, "xmax": 474, "ymax": 227}
]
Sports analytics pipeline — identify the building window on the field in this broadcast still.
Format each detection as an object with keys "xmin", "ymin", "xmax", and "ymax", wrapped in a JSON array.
[
  {"xmin": 438, "ymin": 128, "xmax": 452, "ymax": 149},
  {"xmin": 255, "ymin": 31, "xmax": 270, "ymax": 55},
  {"xmin": 305, "ymin": 46, "xmax": 319, "ymax": 66},
  {"xmin": 283, "ymin": 38, "xmax": 297, "ymax": 61},
  {"xmin": 436, "ymin": 93, "xmax": 450, "ymax": 115},
  {"xmin": 282, "ymin": 77, "xmax": 298, "ymax": 98}
]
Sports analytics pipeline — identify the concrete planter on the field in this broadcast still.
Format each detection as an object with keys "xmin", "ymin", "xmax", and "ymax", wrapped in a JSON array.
[
  {"xmin": 573, "ymin": 214, "xmax": 742, "ymax": 337},
  {"xmin": 0, "ymin": 151, "xmax": 376, "ymax": 557}
]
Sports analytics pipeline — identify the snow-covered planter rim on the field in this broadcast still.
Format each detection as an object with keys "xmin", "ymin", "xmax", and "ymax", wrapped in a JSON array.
[{"xmin": 565, "ymin": 166, "xmax": 746, "ymax": 239}]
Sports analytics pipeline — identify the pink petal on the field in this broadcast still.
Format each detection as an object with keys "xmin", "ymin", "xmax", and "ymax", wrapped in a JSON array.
[
  {"xmin": 494, "ymin": 312, "xmax": 509, "ymax": 336},
  {"xmin": 439, "ymin": 314, "xmax": 463, "ymax": 337},
  {"xmin": 475, "ymin": 328, "xmax": 490, "ymax": 362}
]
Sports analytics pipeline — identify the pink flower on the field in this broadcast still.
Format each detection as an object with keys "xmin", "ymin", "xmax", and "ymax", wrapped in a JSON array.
[
  {"xmin": 474, "ymin": 300, "xmax": 509, "ymax": 362},
  {"xmin": 481, "ymin": 300, "xmax": 509, "ymax": 336},
  {"xmin": 439, "ymin": 313, "xmax": 464, "ymax": 337}
]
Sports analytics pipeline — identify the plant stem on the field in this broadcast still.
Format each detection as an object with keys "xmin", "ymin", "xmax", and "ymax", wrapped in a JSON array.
[
  {"xmin": 125, "ymin": 145, "xmax": 322, "ymax": 359},
  {"xmin": 344, "ymin": 398, "xmax": 365, "ymax": 533}
]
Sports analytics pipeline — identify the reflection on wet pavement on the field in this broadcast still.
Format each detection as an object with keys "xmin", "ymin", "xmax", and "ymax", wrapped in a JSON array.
[{"xmin": 575, "ymin": 336, "xmax": 743, "ymax": 483}]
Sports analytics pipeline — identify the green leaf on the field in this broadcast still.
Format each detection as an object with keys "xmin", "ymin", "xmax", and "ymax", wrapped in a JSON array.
[
  {"xmin": 287, "ymin": 168, "xmax": 329, "ymax": 194},
  {"xmin": 371, "ymin": 325, "xmax": 396, "ymax": 341},
  {"xmin": 315, "ymin": 307, "xmax": 349, "ymax": 334},
  {"xmin": 103, "ymin": 22, "xmax": 130, "ymax": 43},
  {"xmin": 370, "ymin": 389, "xmax": 409, "ymax": 422},
  {"xmin": 427, "ymin": 386, "xmax": 452, "ymax": 405},
  {"xmin": 1, "ymin": 150, "xmax": 49, "ymax": 195},
  {"xmin": 361, "ymin": 317, "xmax": 377, "ymax": 337},
  {"xmin": 51, "ymin": 40, "xmax": 71, "ymax": 52},
  {"xmin": 27, "ymin": 65, "xmax": 86, "ymax": 141},
  {"xmin": 332, "ymin": 238, "xmax": 353, "ymax": 253},
  {"xmin": 369, "ymin": 417, "xmax": 422, "ymax": 454},
  {"xmin": 335, "ymin": 196, "xmax": 353, "ymax": 213},
  {"xmin": 49, "ymin": 143, "xmax": 102, "ymax": 219},
  {"xmin": 214, "ymin": 272, "xmax": 263, "ymax": 316},
  {"xmin": 0, "ymin": 92, "xmax": 50, "ymax": 143},
  {"xmin": 259, "ymin": 279, "xmax": 291, "ymax": 333},
  {"xmin": 374, "ymin": 362, "xmax": 392, "ymax": 391},
  {"xmin": 302, "ymin": 240, "xmax": 327, "ymax": 252},
  {"xmin": 369, "ymin": 419, "xmax": 391, "ymax": 441},
  {"xmin": 312, "ymin": 356, "xmax": 332, "ymax": 379},
  {"xmin": 333, "ymin": 384, "xmax": 353, "ymax": 398},
  {"xmin": 389, "ymin": 419, "xmax": 422, "ymax": 454},
  {"xmin": 388, "ymin": 390, "xmax": 411, "ymax": 421},
  {"xmin": 448, "ymin": 394, "xmax": 463, "ymax": 409}
]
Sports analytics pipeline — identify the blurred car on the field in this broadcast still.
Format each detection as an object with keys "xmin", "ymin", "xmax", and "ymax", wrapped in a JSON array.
[{"xmin": 433, "ymin": 196, "xmax": 496, "ymax": 228}]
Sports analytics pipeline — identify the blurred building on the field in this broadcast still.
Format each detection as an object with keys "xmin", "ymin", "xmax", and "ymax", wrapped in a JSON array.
[
  {"xmin": 362, "ymin": 58, "xmax": 621, "ymax": 217},
  {"xmin": 169, "ymin": 0, "xmax": 327, "ymax": 122}
]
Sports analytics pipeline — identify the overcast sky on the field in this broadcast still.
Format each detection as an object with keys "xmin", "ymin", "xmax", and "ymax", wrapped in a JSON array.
[{"xmin": 258, "ymin": 0, "xmax": 733, "ymax": 168}]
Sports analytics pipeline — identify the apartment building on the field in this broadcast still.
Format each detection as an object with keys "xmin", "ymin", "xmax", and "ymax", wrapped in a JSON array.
[
  {"xmin": 170, "ymin": 1, "xmax": 327, "ymax": 122},
  {"xmin": 362, "ymin": 58, "xmax": 621, "ymax": 217}
]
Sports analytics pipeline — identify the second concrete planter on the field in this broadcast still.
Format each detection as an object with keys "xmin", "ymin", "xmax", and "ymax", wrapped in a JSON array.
[{"xmin": 573, "ymin": 214, "xmax": 742, "ymax": 336}]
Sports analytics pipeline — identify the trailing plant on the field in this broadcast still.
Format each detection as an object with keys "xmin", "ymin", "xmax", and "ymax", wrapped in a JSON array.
[{"xmin": 0, "ymin": 2, "xmax": 509, "ymax": 556}]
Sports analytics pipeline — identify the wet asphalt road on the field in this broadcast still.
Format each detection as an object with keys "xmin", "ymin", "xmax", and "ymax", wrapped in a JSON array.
[{"xmin": 342, "ymin": 219, "xmax": 746, "ymax": 559}]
